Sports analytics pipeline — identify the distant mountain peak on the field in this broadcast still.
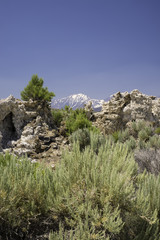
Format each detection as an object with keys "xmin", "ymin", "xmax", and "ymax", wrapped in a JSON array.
[
  {"xmin": 51, "ymin": 93, "xmax": 107, "ymax": 111},
  {"xmin": 72, "ymin": 93, "xmax": 86, "ymax": 97}
]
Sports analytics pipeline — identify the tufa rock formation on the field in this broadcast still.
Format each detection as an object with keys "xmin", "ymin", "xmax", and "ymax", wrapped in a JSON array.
[
  {"xmin": 0, "ymin": 96, "xmax": 67, "ymax": 165},
  {"xmin": 0, "ymin": 95, "xmax": 53, "ymax": 148},
  {"xmin": 1, "ymin": 90, "xmax": 160, "ymax": 165},
  {"xmin": 93, "ymin": 89, "xmax": 160, "ymax": 134}
]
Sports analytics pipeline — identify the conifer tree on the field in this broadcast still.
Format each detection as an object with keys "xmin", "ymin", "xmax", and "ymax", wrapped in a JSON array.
[{"xmin": 21, "ymin": 74, "xmax": 55, "ymax": 102}]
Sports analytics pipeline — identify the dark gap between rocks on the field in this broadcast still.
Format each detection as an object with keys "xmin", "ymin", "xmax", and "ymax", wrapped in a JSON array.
[{"xmin": 1, "ymin": 112, "xmax": 18, "ymax": 148}]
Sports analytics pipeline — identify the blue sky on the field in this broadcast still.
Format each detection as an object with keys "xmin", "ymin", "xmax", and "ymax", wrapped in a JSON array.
[{"xmin": 0, "ymin": 0, "xmax": 160, "ymax": 100}]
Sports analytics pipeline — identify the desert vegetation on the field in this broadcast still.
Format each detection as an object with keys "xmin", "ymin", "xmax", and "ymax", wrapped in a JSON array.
[
  {"xmin": 1, "ymin": 78, "xmax": 160, "ymax": 239},
  {"xmin": 1, "ymin": 121, "xmax": 160, "ymax": 239},
  {"xmin": 51, "ymin": 106, "xmax": 97, "ymax": 136}
]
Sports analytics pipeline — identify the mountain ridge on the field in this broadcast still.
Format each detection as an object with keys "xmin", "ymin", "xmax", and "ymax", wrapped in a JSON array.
[{"xmin": 51, "ymin": 93, "xmax": 108, "ymax": 111}]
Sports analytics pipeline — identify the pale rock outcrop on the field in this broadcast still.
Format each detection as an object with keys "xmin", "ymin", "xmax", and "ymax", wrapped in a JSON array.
[
  {"xmin": 93, "ymin": 90, "xmax": 160, "ymax": 134},
  {"xmin": 0, "ymin": 96, "xmax": 53, "ymax": 150},
  {"xmin": 0, "ymin": 95, "xmax": 68, "ymax": 165},
  {"xmin": 0, "ymin": 96, "xmax": 27, "ymax": 145},
  {"xmin": 11, "ymin": 115, "xmax": 67, "ymax": 165},
  {"xmin": 123, "ymin": 90, "xmax": 154, "ymax": 122},
  {"xmin": 1, "ymin": 91, "xmax": 160, "ymax": 165},
  {"xmin": 84, "ymin": 101, "xmax": 93, "ymax": 120},
  {"xmin": 152, "ymin": 98, "xmax": 160, "ymax": 121}
]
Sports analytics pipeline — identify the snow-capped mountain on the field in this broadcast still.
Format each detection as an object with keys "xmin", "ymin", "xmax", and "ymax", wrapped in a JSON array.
[{"xmin": 51, "ymin": 93, "xmax": 106, "ymax": 111}]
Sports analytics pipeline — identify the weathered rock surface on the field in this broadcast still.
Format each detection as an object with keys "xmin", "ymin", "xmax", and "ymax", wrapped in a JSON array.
[
  {"xmin": 8, "ymin": 116, "xmax": 67, "ymax": 166},
  {"xmin": 0, "ymin": 96, "xmax": 68, "ymax": 166},
  {"xmin": 0, "ymin": 96, "xmax": 53, "ymax": 148},
  {"xmin": 93, "ymin": 90, "xmax": 160, "ymax": 134}
]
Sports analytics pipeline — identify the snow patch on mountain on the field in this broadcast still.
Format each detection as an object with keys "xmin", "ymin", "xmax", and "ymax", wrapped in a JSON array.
[{"xmin": 51, "ymin": 93, "xmax": 107, "ymax": 111}]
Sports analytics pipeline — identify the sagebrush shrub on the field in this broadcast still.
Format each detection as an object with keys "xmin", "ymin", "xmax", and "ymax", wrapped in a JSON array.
[
  {"xmin": 69, "ymin": 128, "xmax": 90, "ymax": 150},
  {"xmin": 55, "ymin": 140, "xmax": 136, "ymax": 239},
  {"xmin": 132, "ymin": 120, "xmax": 146, "ymax": 132},
  {"xmin": 90, "ymin": 130, "xmax": 106, "ymax": 153},
  {"xmin": 117, "ymin": 128, "xmax": 130, "ymax": 143},
  {"xmin": 70, "ymin": 129, "xmax": 105, "ymax": 153},
  {"xmin": 138, "ymin": 129, "xmax": 150, "ymax": 141},
  {"xmin": 111, "ymin": 121, "xmax": 160, "ymax": 151},
  {"xmin": 2, "ymin": 135, "xmax": 160, "ymax": 239},
  {"xmin": 147, "ymin": 135, "xmax": 160, "ymax": 149},
  {"xmin": 0, "ymin": 152, "xmax": 55, "ymax": 230},
  {"xmin": 125, "ymin": 136, "xmax": 136, "ymax": 150}
]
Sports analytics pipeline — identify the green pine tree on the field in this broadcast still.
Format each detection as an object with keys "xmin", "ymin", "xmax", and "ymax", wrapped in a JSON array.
[{"xmin": 21, "ymin": 74, "xmax": 55, "ymax": 102}]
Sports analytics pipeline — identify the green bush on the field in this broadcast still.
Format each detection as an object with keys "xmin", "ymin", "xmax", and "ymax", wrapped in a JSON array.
[
  {"xmin": 69, "ymin": 128, "xmax": 90, "ymax": 150},
  {"xmin": 118, "ymin": 129, "xmax": 130, "ymax": 143},
  {"xmin": 64, "ymin": 107, "xmax": 96, "ymax": 135},
  {"xmin": 51, "ymin": 106, "xmax": 98, "ymax": 135},
  {"xmin": 132, "ymin": 120, "xmax": 146, "ymax": 133},
  {"xmin": 69, "ymin": 129, "xmax": 105, "ymax": 152},
  {"xmin": 90, "ymin": 130, "xmax": 106, "ymax": 154},
  {"xmin": 53, "ymin": 139, "xmax": 160, "ymax": 239},
  {"xmin": 147, "ymin": 135, "xmax": 160, "ymax": 149},
  {"xmin": 111, "ymin": 121, "xmax": 159, "ymax": 151},
  {"xmin": 112, "ymin": 129, "xmax": 130, "ymax": 144},
  {"xmin": 52, "ymin": 109, "xmax": 64, "ymax": 127},
  {"xmin": 21, "ymin": 74, "xmax": 55, "ymax": 102},
  {"xmin": 66, "ymin": 112, "xmax": 91, "ymax": 134},
  {"xmin": 53, "ymin": 140, "xmax": 136, "ymax": 239},
  {"xmin": 112, "ymin": 130, "xmax": 120, "ymax": 143},
  {"xmin": 0, "ymin": 152, "xmax": 55, "ymax": 235},
  {"xmin": 2, "ymin": 136, "xmax": 160, "ymax": 239},
  {"xmin": 145, "ymin": 126, "xmax": 153, "ymax": 136},
  {"xmin": 49, "ymin": 221, "xmax": 111, "ymax": 240},
  {"xmin": 155, "ymin": 127, "xmax": 160, "ymax": 135},
  {"xmin": 138, "ymin": 129, "xmax": 150, "ymax": 141},
  {"xmin": 125, "ymin": 136, "xmax": 136, "ymax": 150}
]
